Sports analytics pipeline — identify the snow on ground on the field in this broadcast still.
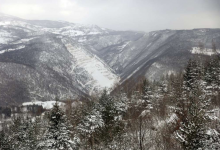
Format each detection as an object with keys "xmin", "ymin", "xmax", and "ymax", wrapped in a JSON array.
[
  {"xmin": 207, "ymin": 108, "xmax": 220, "ymax": 121},
  {"xmin": 152, "ymin": 62, "xmax": 163, "ymax": 68},
  {"xmin": 42, "ymin": 24, "xmax": 106, "ymax": 37},
  {"xmin": 63, "ymin": 42, "xmax": 119, "ymax": 90},
  {"xmin": 62, "ymin": 30, "xmax": 85, "ymax": 36},
  {"xmin": 0, "ymin": 37, "xmax": 11, "ymax": 44},
  {"xmin": 190, "ymin": 47, "xmax": 220, "ymax": 56},
  {"xmin": 0, "ymin": 30, "xmax": 13, "ymax": 44},
  {"xmin": 166, "ymin": 113, "xmax": 178, "ymax": 124},
  {"xmin": 0, "ymin": 21, "xmax": 11, "ymax": 26},
  {"xmin": 117, "ymin": 41, "xmax": 130, "ymax": 51},
  {"xmin": 0, "ymin": 20, "xmax": 39, "ymax": 31},
  {"xmin": 22, "ymin": 101, "xmax": 65, "ymax": 110},
  {"xmin": 0, "ymin": 45, "xmax": 25, "ymax": 54},
  {"xmin": 12, "ymin": 37, "xmax": 37, "ymax": 44},
  {"xmin": 88, "ymin": 31, "xmax": 102, "ymax": 35},
  {"xmin": 155, "ymin": 113, "xmax": 178, "ymax": 129},
  {"xmin": 78, "ymin": 37, "xmax": 87, "ymax": 43}
]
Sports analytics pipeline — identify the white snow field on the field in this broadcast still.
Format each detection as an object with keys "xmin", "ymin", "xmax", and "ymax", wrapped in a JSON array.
[
  {"xmin": 63, "ymin": 42, "xmax": 119, "ymax": 91},
  {"xmin": 190, "ymin": 47, "xmax": 220, "ymax": 56},
  {"xmin": 22, "ymin": 101, "xmax": 65, "ymax": 110}
]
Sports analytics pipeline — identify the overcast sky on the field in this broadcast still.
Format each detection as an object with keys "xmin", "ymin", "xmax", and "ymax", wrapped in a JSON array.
[{"xmin": 0, "ymin": 0, "xmax": 220, "ymax": 32}]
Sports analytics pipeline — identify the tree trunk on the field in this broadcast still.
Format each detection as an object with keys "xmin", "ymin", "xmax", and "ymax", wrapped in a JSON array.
[{"xmin": 139, "ymin": 117, "xmax": 143, "ymax": 150}]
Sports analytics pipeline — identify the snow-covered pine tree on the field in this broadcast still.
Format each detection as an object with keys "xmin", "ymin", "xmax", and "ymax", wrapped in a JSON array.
[
  {"xmin": 139, "ymin": 79, "xmax": 153, "ymax": 117},
  {"xmin": 135, "ymin": 79, "xmax": 154, "ymax": 150},
  {"xmin": 175, "ymin": 59, "xmax": 211, "ymax": 150},
  {"xmin": 203, "ymin": 55, "xmax": 220, "ymax": 107},
  {"xmin": 2, "ymin": 116, "xmax": 40, "ymax": 150},
  {"xmin": 113, "ymin": 92, "xmax": 129, "ymax": 121},
  {"xmin": 157, "ymin": 80, "xmax": 168, "ymax": 96},
  {"xmin": 23, "ymin": 119, "xmax": 40, "ymax": 150},
  {"xmin": 8, "ymin": 117, "xmax": 28, "ymax": 150},
  {"xmin": 205, "ymin": 58, "xmax": 218, "ymax": 89},
  {"xmin": 175, "ymin": 59, "xmax": 201, "ymax": 122},
  {"xmin": 212, "ymin": 55, "xmax": 220, "ymax": 90},
  {"xmin": 71, "ymin": 102, "xmax": 86, "ymax": 128},
  {"xmin": 77, "ymin": 105, "xmax": 104, "ymax": 149},
  {"xmin": 37, "ymin": 101, "xmax": 77, "ymax": 150},
  {"xmin": 98, "ymin": 89, "xmax": 126, "ymax": 144},
  {"xmin": 130, "ymin": 90, "xmax": 141, "ymax": 114},
  {"xmin": 0, "ymin": 130, "xmax": 11, "ymax": 150},
  {"xmin": 169, "ymin": 73, "xmax": 183, "ymax": 106},
  {"xmin": 182, "ymin": 59, "xmax": 201, "ymax": 94},
  {"xmin": 154, "ymin": 80, "xmax": 170, "ymax": 118},
  {"xmin": 33, "ymin": 116, "xmax": 45, "ymax": 145},
  {"xmin": 204, "ymin": 128, "xmax": 220, "ymax": 149},
  {"xmin": 176, "ymin": 93, "xmax": 209, "ymax": 150},
  {"xmin": 217, "ymin": 55, "xmax": 220, "ymax": 90},
  {"xmin": 99, "ymin": 89, "xmax": 115, "ymax": 125}
]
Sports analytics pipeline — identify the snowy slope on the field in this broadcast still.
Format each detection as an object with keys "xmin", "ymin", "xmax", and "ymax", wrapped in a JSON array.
[{"xmin": 62, "ymin": 40, "xmax": 119, "ymax": 92}]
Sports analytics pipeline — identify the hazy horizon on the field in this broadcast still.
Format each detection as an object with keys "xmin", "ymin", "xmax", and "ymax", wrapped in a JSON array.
[{"xmin": 0, "ymin": 0, "xmax": 220, "ymax": 32}]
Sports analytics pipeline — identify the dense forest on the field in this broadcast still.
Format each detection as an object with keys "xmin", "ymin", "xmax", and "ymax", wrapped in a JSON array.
[{"xmin": 1, "ymin": 52, "xmax": 220, "ymax": 150}]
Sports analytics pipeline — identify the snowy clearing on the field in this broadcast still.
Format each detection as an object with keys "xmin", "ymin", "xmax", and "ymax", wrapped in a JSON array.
[
  {"xmin": 190, "ymin": 47, "xmax": 220, "ymax": 56},
  {"xmin": 22, "ymin": 101, "xmax": 65, "ymax": 110}
]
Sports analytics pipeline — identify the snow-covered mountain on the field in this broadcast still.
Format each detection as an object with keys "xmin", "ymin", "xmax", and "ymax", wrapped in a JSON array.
[
  {"xmin": 0, "ymin": 14, "xmax": 119, "ymax": 106},
  {"xmin": 0, "ymin": 14, "xmax": 220, "ymax": 106}
]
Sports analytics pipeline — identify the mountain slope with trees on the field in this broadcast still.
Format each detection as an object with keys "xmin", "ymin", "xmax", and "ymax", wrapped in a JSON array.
[
  {"xmin": 1, "ymin": 53, "xmax": 220, "ymax": 150},
  {"xmin": 0, "ymin": 14, "xmax": 220, "ymax": 106}
]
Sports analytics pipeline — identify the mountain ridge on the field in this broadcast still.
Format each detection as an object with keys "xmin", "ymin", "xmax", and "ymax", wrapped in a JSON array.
[{"xmin": 0, "ymin": 14, "xmax": 220, "ymax": 106}]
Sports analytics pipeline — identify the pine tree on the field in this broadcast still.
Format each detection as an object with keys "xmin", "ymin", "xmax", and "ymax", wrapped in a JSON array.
[
  {"xmin": 205, "ymin": 58, "xmax": 218, "ymax": 87},
  {"xmin": 204, "ymin": 55, "xmax": 220, "ymax": 100},
  {"xmin": 99, "ymin": 89, "xmax": 126, "ymax": 144},
  {"xmin": 139, "ymin": 79, "xmax": 153, "ymax": 117},
  {"xmin": 37, "ymin": 101, "xmax": 76, "ymax": 150},
  {"xmin": 0, "ymin": 130, "xmax": 11, "ymax": 150},
  {"xmin": 176, "ymin": 94, "xmax": 209, "ymax": 150},
  {"xmin": 176, "ymin": 60, "xmax": 201, "ymax": 121},
  {"xmin": 113, "ymin": 92, "xmax": 129, "ymax": 120},
  {"xmin": 8, "ymin": 117, "xmax": 27, "ymax": 150},
  {"xmin": 204, "ymin": 128, "xmax": 220, "ymax": 149},
  {"xmin": 77, "ymin": 105, "xmax": 104, "ymax": 148},
  {"xmin": 175, "ymin": 59, "xmax": 211, "ymax": 150},
  {"xmin": 182, "ymin": 59, "xmax": 200, "ymax": 94},
  {"xmin": 33, "ymin": 116, "xmax": 44, "ymax": 144},
  {"xmin": 23, "ymin": 119, "xmax": 40, "ymax": 150}
]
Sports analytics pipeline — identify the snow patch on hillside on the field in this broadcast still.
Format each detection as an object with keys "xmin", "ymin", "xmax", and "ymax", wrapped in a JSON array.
[
  {"xmin": 22, "ymin": 101, "xmax": 65, "ymax": 110},
  {"xmin": 117, "ymin": 42, "xmax": 130, "ymax": 51},
  {"xmin": 42, "ymin": 24, "xmax": 107, "ymax": 37},
  {"xmin": 0, "ymin": 21, "xmax": 11, "ymax": 26},
  {"xmin": 190, "ymin": 47, "xmax": 220, "ymax": 56},
  {"xmin": 0, "ymin": 45, "xmax": 25, "ymax": 54},
  {"xmin": 0, "ymin": 30, "xmax": 13, "ymax": 44},
  {"xmin": 12, "ymin": 37, "xmax": 37, "ymax": 44},
  {"xmin": 63, "ymin": 42, "xmax": 119, "ymax": 91},
  {"xmin": 153, "ymin": 62, "xmax": 163, "ymax": 68}
]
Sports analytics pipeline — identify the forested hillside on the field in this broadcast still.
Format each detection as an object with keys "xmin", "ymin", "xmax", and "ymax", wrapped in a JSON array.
[{"xmin": 1, "ymin": 53, "xmax": 220, "ymax": 150}]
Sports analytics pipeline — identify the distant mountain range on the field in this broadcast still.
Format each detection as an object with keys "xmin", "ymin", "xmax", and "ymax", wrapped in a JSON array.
[{"xmin": 0, "ymin": 13, "xmax": 219, "ymax": 106}]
